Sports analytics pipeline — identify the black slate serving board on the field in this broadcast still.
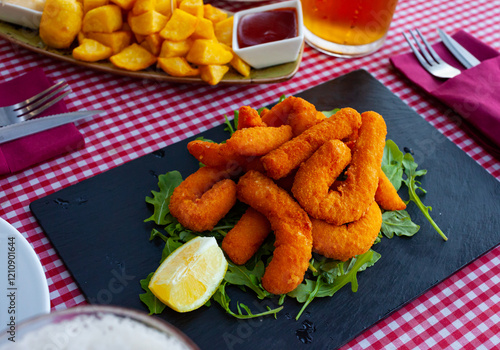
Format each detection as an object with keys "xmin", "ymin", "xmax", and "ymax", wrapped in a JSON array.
[{"xmin": 30, "ymin": 70, "xmax": 500, "ymax": 350}]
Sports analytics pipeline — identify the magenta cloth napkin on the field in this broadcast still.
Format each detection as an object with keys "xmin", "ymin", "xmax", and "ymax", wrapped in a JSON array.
[
  {"xmin": 390, "ymin": 30, "xmax": 500, "ymax": 154},
  {"xmin": 0, "ymin": 68, "xmax": 85, "ymax": 175}
]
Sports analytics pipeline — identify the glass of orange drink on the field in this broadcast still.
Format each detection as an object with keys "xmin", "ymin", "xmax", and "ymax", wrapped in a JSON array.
[{"xmin": 301, "ymin": 0, "xmax": 399, "ymax": 57}]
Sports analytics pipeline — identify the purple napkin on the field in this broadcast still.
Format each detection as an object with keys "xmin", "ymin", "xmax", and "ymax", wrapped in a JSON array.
[
  {"xmin": 390, "ymin": 30, "xmax": 500, "ymax": 155},
  {"xmin": 0, "ymin": 68, "xmax": 85, "ymax": 175}
]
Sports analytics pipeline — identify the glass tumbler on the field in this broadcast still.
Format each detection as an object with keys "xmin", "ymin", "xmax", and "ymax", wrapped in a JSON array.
[{"xmin": 301, "ymin": 0, "xmax": 399, "ymax": 57}]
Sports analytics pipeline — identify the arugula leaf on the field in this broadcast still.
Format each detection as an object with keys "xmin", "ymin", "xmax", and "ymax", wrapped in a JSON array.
[
  {"xmin": 382, "ymin": 140, "xmax": 404, "ymax": 190},
  {"xmin": 322, "ymin": 108, "xmax": 340, "ymax": 118},
  {"xmin": 402, "ymin": 153, "xmax": 448, "ymax": 241},
  {"xmin": 381, "ymin": 210, "xmax": 420, "ymax": 238},
  {"xmin": 144, "ymin": 171, "xmax": 183, "ymax": 225},
  {"xmin": 139, "ymin": 273, "xmax": 166, "ymax": 315},
  {"xmin": 288, "ymin": 250, "xmax": 380, "ymax": 320},
  {"xmin": 381, "ymin": 140, "xmax": 447, "ymax": 241},
  {"xmin": 212, "ymin": 282, "xmax": 282, "ymax": 319},
  {"xmin": 224, "ymin": 261, "xmax": 270, "ymax": 299},
  {"xmin": 224, "ymin": 112, "xmax": 237, "ymax": 136}
]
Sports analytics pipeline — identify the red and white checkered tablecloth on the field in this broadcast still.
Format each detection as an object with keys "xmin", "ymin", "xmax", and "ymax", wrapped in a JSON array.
[{"xmin": 1, "ymin": 0, "xmax": 499, "ymax": 348}]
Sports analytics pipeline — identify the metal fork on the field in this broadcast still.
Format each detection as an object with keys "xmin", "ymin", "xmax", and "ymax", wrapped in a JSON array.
[
  {"xmin": 0, "ymin": 81, "xmax": 70, "ymax": 127},
  {"xmin": 403, "ymin": 29, "xmax": 461, "ymax": 79}
]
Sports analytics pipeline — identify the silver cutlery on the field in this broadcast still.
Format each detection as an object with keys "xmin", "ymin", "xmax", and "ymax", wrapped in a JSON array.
[
  {"xmin": 437, "ymin": 28, "xmax": 480, "ymax": 69},
  {"xmin": 0, "ymin": 110, "xmax": 104, "ymax": 144},
  {"xmin": 0, "ymin": 80, "xmax": 70, "ymax": 127},
  {"xmin": 403, "ymin": 29, "xmax": 461, "ymax": 79}
]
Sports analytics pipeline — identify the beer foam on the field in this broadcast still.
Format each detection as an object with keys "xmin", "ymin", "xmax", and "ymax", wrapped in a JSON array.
[{"xmin": 2, "ymin": 313, "xmax": 191, "ymax": 350}]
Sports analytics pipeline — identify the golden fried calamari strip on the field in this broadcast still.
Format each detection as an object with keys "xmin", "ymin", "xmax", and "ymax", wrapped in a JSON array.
[
  {"xmin": 237, "ymin": 170, "xmax": 312, "ymax": 295},
  {"xmin": 187, "ymin": 140, "xmax": 244, "ymax": 168},
  {"xmin": 375, "ymin": 170, "xmax": 407, "ymax": 211},
  {"xmin": 260, "ymin": 96, "xmax": 325, "ymax": 136},
  {"xmin": 169, "ymin": 167, "xmax": 237, "ymax": 232},
  {"xmin": 225, "ymin": 125, "xmax": 293, "ymax": 157},
  {"xmin": 221, "ymin": 207, "xmax": 272, "ymax": 265},
  {"xmin": 292, "ymin": 111, "xmax": 386, "ymax": 225},
  {"xmin": 261, "ymin": 107, "xmax": 362, "ymax": 180},
  {"xmin": 237, "ymin": 106, "xmax": 267, "ymax": 129},
  {"xmin": 311, "ymin": 201, "xmax": 382, "ymax": 261},
  {"xmin": 292, "ymin": 139, "xmax": 352, "ymax": 213}
]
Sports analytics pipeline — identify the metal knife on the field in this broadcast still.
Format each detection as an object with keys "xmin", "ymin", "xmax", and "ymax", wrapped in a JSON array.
[
  {"xmin": 437, "ymin": 28, "xmax": 481, "ymax": 69},
  {"xmin": 0, "ymin": 110, "xmax": 103, "ymax": 144}
]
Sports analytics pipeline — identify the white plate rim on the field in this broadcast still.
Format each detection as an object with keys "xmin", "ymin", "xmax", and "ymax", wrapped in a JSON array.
[{"xmin": 0, "ymin": 217, "xmax": 50, "ymax": 335}]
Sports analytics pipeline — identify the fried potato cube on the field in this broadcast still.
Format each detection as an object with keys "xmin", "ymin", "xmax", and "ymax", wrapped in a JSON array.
[
  {"xmin": 86, "ymin": 31, "xmax": 132, "ymax": 54},
  {"xmin": 159, "ymin": 39, "xmax": 192, "ymax": 57},
  {"xmin": 121, "ymin": 21, "xmax": 132, "ymax": 33},
  {"xmin": 186, "ymin": 39, "xmax": 233, "ymax": 65},
  {"xmin": 110, "ymin": 43, "xmax": 157, "ymax": 71},
  {"xmin": 219, "ymin": 42, "xmax": 250, "ymax": 77},
  {"xmin": 159, "ymin": 9, "xmax": 198, "ymax": 41},
  {"xmin": 230, "ymin": 54, "xmax": 251, "ymax": 77},
  {"xmin": 214, "ymin": 17, "xmax": 233, "ymax": 46},
  {"xmin": 135, "ymin": 33, "xmax": 146, "ymax": 43},
  {"xmin": 191, "ymin": 17, "xmax": 215, "ymax": 40},
  {"xmin": 178, "ymin": 0, "xmax": 203, "ymax": 17},
  {"xmin": 83, "ymin": 0, "xmax": 108, "ymax": 13},
  {"xmin": 157, "ymin": 57, "xmax": 200, "ymax": 77},
  {"xmin": 78, "ymin": 31, "xmax": 86, "ymax": 45},
  {"xmin": 82, "ymin": 4, "xmax": 122, "ymax": 33},
  {"xmin": 73, "ymin": 38, "xmax": 113, "ymax": 61},
  {"xmin": 141, "ymin": 33, "xmax": 163, "ymax": 55},
  {"xmin": 203, "ymin": 4, "xmax": 227, "ymax": 24},
  {"xmin": 39, "ymin": 0, "xmax": 83, "ymax": 49},
  {"xmin": 109, "ymin": 0, "xmax": 134, "ymax": 10},
  {"xmin": 132, "ymin": 0, "xmax": 155, "ymax": 15},
  {"xmin": 200, "ymin": 65, "xmax": 229, "ymax": 85},
  {"xmin": 129, "ymin": 10, "xmax": 169, "ymax": 36},
  {"xmin": 155, "ymin": 0, "xmax": 172, "ymax": 16}
]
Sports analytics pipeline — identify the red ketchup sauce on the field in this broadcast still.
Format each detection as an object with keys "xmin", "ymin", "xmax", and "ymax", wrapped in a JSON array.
[{"xmin": 237, "ymin": 8, "xmax": 298, "ymax": 49}]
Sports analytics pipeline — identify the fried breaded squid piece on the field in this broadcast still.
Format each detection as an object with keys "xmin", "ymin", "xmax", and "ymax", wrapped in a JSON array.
[
  {"xmin": 237, "ymin": 106, "xmax": 267, "ymax": 129},
  {"xmin": 187, "ymin": 124, "xmax": 291, "ymax": 169},
  {"xmin": 262, "ymin": 107, "xmax": 362, "ymax": 180},
  {"xmin": 292, "ymin": 138, "xmax": 352, "ymax": 213},
  {"xmin": 169, "ymin": 167, "xmax": 237, "ymax": 232},
  {"xmin": 375, "ymin": 170, "xmax": 407, "ymax": 211},
  {"xmin": 261, "ymin": 96, "xmax": 325, "ymax": 136},
  {"xmin": 237, "ymin": 170, "xmax": 312, "ymax": 295},
  {"xmin": 221, "ymin": 207, "xmax": 272, "ymax": 265},
  {"xmin": 311, "ymin": 202, "xmax": 382, "ymax": 261},
  {"xmin": 292, "ymin": 111, "xmax": 386, "ymax": 225},
  {"xmin": 225, "ymin": 125, "xmax": 293, "ymax": 156},
  {"xmin": 187, "ymin": 140, "xmax": 245, "ymax": 168}
]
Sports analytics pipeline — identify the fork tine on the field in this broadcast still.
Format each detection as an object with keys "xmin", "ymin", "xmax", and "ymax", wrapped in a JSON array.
[
  {"xmin": 15, "ymin": 83, "xmax": 69, "ymax": 115},
  {"xmin": 409, "ymin": 29, "xmax": 435, "ymax": 65},
  {"xmin": 415, "ymin": 28, "xmax": 444, "ymax": 64},
  {"xmin": 17, "ymin": 90, "xmax": 71, "ymax": 122},
  {"xmin": 403, "ymin": 32, "xmax": 431, "ymax": 70},
  {"xmin": 12, "ymin": 81, "xmax": 65, "ymax": 110}
]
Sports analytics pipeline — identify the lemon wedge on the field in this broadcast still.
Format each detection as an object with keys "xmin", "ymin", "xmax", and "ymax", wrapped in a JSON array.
[{"xmin": 149, "ymin": 236, "xmax": 228, "ymax": 313}]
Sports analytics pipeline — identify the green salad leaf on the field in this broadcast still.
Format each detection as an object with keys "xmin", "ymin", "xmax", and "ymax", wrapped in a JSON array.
[
  {"xmin": 288, "ymin": 250, "xmax": 380, "ymax": 320},
  {"xmin": 382, "ymin": 140, "xmax": 404, "ymax": 190},
  {"xmin": 381, "ymin": 210, "xmax": 420, "ymax": 238},
  {"xmin": 402, "ymin": 152, "xmax": 448, "ymax": 241},
  {"xmin": 139, "ymin": 273, "xmax": 166, "ymax": 315},
  {"xmin": 144, "ymin": 171, "xmax": 183, "ymax": 225},
  {"xmin": 382, "ymin": 140, "xmax": 447, "ymax": 241},
  {"xmin": 322, "ymin": 108, "xmax": 341, "ymax": 118},
  {"xmin": 212, "ymin": 282, "xmax": 283, "ymax": 319}
]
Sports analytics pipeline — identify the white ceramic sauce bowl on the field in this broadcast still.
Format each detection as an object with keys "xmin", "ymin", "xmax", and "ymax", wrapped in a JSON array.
[{"xmin": 231, "ymin": 0, "xmax": 304, "ymax": 69}]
